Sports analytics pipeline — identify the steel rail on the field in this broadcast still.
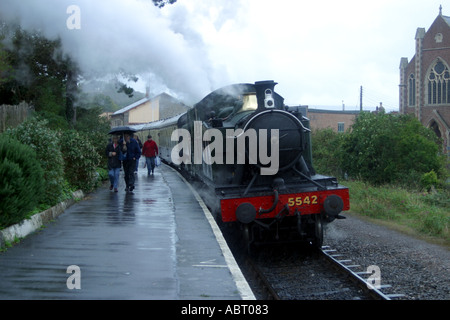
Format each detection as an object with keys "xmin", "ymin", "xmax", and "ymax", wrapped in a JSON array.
[
  {"xmin": 245, "ymin": 258, "xmax": 281, "ymax": 300},
  {"xmin": 320, "ymin": 246, "xmax": 405, "ymax": 300}
]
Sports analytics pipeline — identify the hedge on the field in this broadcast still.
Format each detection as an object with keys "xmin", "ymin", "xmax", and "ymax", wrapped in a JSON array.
[
  {"xmin": 0, "ymin": 135, "xmax": 44, "ymax": 228},
  {"xmin": 6, "ymin": 117, "xmax": 66, "ymax": 205}
]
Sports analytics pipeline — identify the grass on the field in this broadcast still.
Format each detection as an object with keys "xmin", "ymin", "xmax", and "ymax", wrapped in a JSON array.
[
  {"xmin": 343, "ymin": 180, "xmax": 450, "ymax": 246},
  {"xmin": 0, "ymin": 236, "xmax": 22, "ymax": 252}
]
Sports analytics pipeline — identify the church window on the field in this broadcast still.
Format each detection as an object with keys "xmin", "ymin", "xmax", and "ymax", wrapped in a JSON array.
[
  {"xmin": 408, "ymin": 74, "xmax": 416, "ymax": 106},
  {"xmin": 427, "ymin": 60, "xmax": 450, "ymax": 105}
]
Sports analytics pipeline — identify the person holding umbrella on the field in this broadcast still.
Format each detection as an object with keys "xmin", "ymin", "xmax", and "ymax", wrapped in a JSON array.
[
  {"xmin": 106, "ymin": 135, "xmax": 121, "ymax": 192},
  {"xmin": 120, "ymin": 132, "xmax": 141, "ymax": 193}
]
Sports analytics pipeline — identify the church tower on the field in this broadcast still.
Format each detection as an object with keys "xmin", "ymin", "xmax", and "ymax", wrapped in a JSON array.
[{"xmin": 399, "ymin": 5, "xmax": 450, "ymax": 155}]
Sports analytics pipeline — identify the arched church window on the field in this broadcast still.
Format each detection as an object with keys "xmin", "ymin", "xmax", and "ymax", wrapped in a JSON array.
[
  {"xmin": 427, "ymin": 60, "xmax": 450, "ymax": 105},
  {"xmin": 408, "ymin": 74, "xmax": 416, "ymax": 106}
]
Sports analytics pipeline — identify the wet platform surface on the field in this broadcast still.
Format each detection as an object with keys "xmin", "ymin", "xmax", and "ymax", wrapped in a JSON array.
[{"xmin": 0, "ymin": 164, "xmax": 253, "ymax": 300}]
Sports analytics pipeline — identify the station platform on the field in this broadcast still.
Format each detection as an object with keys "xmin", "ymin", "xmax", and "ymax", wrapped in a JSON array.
[{"xmin": 0, "ymin": 163, "xmax": 255, "ymax": 300}]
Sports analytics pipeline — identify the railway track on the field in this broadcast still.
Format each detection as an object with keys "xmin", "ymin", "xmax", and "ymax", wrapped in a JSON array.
[
  {"xmin": 218, "ymin": 206, "xmax": 405, "ymax": 300},
  {"xmin": 243, "ymin": 256, "xmax": 281, "ymax": 300},
  {"xmin": 320, "ymin": 246, "xmax": 405, "ymax": 300},
  {"xmin": 234, "ymin": 243, "xmax": 405, "ymax": 300}
]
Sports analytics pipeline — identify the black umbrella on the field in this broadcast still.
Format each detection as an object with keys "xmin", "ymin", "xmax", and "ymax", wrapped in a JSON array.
[{"xmin": 108, "ymin": 126, "xmax": 137, "ymax": 135}]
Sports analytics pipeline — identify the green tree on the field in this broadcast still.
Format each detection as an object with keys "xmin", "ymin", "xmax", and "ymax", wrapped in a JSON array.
[
  {"xmin": 0, "ymin": 39, "xmax": 13, "ymax": 86},
  {"xmin": 341, "ymin": 112, "xmax": 446, "ymax": 187},
  {"xmin": 152, "ymin": 0, "xmax": 177, "ymax": 8},
  {"xmin": 0, "ymin": 26, "xmax": 79, "ymax": 128},
  {"xmin": 311, "ymin": 128, "xmax": 345, "ymax": 176}
]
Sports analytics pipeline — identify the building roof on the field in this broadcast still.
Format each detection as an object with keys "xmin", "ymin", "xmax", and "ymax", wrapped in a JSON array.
[
  {"xmin": 113, "ymin": 97, "xmax": 150, "ymax": 115},
  {"xmin": 308, "ymin": 108, "xmax": 361, "ymax": 115},
  {"xmin": 442, "ymin": 15, "xmax": 450, "ymax": 27},
  {"xmin": 112, "ymin": 93, "xmax": 178, "ymax": 116}
]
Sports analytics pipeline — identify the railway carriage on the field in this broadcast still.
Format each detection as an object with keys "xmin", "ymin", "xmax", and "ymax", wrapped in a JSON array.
[{"xmin": 137, "ymin": 80, "xmax": 350, "ymax": 250}]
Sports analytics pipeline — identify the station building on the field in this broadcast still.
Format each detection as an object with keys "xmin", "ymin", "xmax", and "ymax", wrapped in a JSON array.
[
  {"xmin": 110, "ymin": 90, "xmax": 189, "ymax": 127},
  {"xmin": 290, "ymin": 105, "xmax": 359, "ymax": 133},
  {"xmin": 307, "ymin": 108, "xmax": 360, "ymax": 133}
]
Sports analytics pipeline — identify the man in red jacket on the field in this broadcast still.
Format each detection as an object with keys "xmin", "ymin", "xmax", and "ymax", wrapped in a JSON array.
[{"xmin": 142, "ymin": 135, "xmax": 159, "ymax": 175}]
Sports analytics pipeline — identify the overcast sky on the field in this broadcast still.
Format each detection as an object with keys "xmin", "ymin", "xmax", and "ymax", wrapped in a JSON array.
[{"xmin": 0, "ymin": 0, "xmax": 446, "ymax": 112}]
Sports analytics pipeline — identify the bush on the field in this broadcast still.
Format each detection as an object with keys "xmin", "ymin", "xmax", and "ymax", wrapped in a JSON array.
[
  {"xmin": 59, "ymin": 129, "xmax": 100, "ymax": 191},
  {"xmin": 311, "ymin": 128, "xmax": 345, "ymax": 176},
  {"xmin": 74, "ymin": 106, "xmax": 111, "ymax": 168},
  {"xmin": 0, "ymin": 135, "xmax": 44, "ymax": 228},
  {"xmin": 5, "ymin": 117, "xmax": 66, "ymax": 205},
  {"xmin": 420, "ymin": 170, "xmax": 439, "ymax": 191},
  {"xmin": 340, "ymin": 112, "xmax": 445, "ymax": 186}
]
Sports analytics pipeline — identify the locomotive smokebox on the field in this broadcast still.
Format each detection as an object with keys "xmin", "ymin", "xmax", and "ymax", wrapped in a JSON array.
[{"xmin": 255, "ymin": 80, "xmax": 279, "ymax": 110}]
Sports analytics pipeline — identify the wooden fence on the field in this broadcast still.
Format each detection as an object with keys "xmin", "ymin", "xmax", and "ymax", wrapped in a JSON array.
[{"xmin": 0, "ymin": 102, "xmax": 33, "ymax": 133}]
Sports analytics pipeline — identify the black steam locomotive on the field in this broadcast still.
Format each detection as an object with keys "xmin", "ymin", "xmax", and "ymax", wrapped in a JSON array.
[{"xmin": 138, "ymin": 80, "xmax": 349, "ymax": 250}]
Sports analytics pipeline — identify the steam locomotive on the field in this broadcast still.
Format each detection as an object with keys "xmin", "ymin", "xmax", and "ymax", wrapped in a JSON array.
[{"xmin": 138, "ymin": 80, "xmax": 349, "ymax": 250}]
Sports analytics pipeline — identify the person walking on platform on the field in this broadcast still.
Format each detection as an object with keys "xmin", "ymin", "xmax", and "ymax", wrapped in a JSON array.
[
  {"xmin": 134, "ymin": 134, "xmax": 143, "ymax": 174},
  {"xmin": 106, "ymin": 135, "xmax": 121, "ymax": 192},
  {"xmin": 142, "ymin": 135, "xmax": 158, "ymax": 175},
  {"xmin": 120, "ymin": 133, "xmax": 141, "ymax": 192}
]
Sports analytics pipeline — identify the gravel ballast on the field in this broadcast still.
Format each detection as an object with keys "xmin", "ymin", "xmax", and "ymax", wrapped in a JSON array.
[{"xmin": 323, "ymin": 213, "xmax": 450, "ymax": 300}]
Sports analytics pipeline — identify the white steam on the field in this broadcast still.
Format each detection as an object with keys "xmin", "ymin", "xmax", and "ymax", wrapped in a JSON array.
[{"xmin": 0, "ymin": 0, "xmax": 229, "ymax": 104}]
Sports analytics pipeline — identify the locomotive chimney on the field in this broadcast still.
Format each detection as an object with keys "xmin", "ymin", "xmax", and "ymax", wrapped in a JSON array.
[{"xmin": 255, "ymin": 80, "xmax": 278, "ymax": 110}]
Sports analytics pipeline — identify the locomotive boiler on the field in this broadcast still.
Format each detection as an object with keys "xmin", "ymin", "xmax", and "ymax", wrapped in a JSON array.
[{"xmin": 140, "ymin": 80, "xmax": 350, "ymax": 250}]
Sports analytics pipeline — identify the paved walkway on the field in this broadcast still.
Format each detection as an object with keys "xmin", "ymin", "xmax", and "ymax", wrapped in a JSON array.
[{"xmin": 0, "ymin": 164, "xmax": 253, "ymax": 300}]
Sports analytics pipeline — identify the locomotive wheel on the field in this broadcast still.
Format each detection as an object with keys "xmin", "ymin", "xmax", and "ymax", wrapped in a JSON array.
[
  {"xmin": 242, "ymin": 224, "xmax": 254, "ymax": 255},
  {"xmin": 312, "ymin": 215, "xmax": 323, "ymax": 249}
]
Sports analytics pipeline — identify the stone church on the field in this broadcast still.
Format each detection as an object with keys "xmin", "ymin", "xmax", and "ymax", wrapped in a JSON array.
[{"xmin": 399, "ymin": 6, "xmax": 450, "ymax": 156}]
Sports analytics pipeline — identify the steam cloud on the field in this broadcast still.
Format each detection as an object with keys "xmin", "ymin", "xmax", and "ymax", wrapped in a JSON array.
[{"xmin": 0, "ymin": 0, "xmax": 231, "ymax": 104}]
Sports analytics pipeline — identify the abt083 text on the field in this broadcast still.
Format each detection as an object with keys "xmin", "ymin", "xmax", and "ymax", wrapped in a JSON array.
[{"xmin": 181, "ymin": 304, "xmax": 269, "ymax": 317}]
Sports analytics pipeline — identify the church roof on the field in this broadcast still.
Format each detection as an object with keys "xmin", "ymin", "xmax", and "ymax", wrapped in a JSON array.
[
  {"xmin": 438, "ymin": 4, "xmax": 450, "ymax": 27},
  {"xmin": 442, "ymin": 15, "xmax": 450, "ymax": 28}
]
